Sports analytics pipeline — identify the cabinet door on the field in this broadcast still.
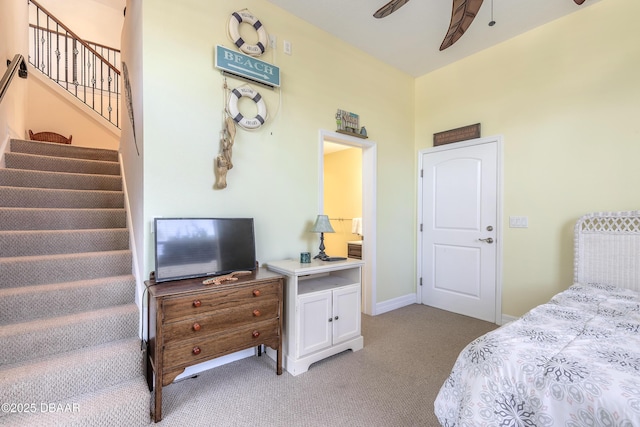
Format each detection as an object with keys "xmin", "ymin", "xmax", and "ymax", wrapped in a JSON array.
[
  {"xmin": 332, "ymin": 284, "xmax": 361, "ymax": 345},
  {"xmin": 297, "ymin": 291, "xmax": 332, "ymax": 357}
]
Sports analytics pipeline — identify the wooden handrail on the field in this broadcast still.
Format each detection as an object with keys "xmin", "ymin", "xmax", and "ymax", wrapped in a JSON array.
[
  {"xmin": 29, "ymin": 0, "xmax": 120, "ymax": 76},
  {"xmin": 0, "ymin": 54, "xmax": 28, "ymax": 105},
  {"xmin": 28, "ymin": 24, "xmax": 121, "ymax": 55}
]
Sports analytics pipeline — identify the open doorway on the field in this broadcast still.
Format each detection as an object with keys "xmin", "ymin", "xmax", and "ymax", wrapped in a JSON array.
[
  {"xmin": 322, "ymin": 143, "xmax": 362, "ymax": 258},
  {"xmin": 318, "ymin": 129, "xmax": 377, "ymax": 315}
]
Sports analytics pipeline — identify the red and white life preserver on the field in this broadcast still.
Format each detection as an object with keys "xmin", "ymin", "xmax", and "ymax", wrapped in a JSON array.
[
  {"xmin": 228, "ymin": 10, "xmax": 268, "ymax": 57},
  {"xmin": 227, "ymin": 85, "xmax": 267, "ymax": 130}
]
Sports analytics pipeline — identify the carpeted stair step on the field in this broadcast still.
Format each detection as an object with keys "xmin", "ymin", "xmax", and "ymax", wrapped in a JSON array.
[
  {"xmin": 0, "ymin": 229, "xmax": 129, "ymax": 257},
  {"xmin": 0, "ymin": 377, "xmax": 150, "ymax": 427},
  {"xmin": 4, "ymin": 152, "xmax": 120, "ymax": 176},
  {"xmin": 0, "ymin": 337, "xmax": 146, "ymax": 421},
  {"xmin": 0, "ymin": 275, "xmax": 136, "ymax": 325},
  {"xmin": 0, "ymin": 168, "xmax": 122, "ymax": 191},
  {"xmin": 0, "ymin": 376, "xmax": 150, "ymax": 427},
  {"xmin": 10, "ymin": 138, "xmax": 119, "ymax": 162},
  {"xmin": 0, "ymin": 207, "xmax": 126, "ymax": 230},
  {"xmin": 0, "ymin": 250, "xmax": 132, "ymax": 289},
  {"xmin": 0, "ymin": 304, "xmax": 139, "ymax": 366},
  {"xmin": 0, "ymin": 186, "xmax": 124, "ymax": 209}
]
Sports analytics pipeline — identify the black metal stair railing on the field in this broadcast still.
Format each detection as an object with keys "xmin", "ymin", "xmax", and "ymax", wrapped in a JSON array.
[
  {"xmin": 28, "ymin": 0, "xmax": 121, "ymax": 128},
  {"xmin": 85, "ymin": 40, "xmax": 121, "ymax": 73}
]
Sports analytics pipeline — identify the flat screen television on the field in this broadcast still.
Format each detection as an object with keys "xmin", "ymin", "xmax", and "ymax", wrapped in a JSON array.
[{"xmin": 153, "ymin": 217, "xmax": 256, "ymax": 283}]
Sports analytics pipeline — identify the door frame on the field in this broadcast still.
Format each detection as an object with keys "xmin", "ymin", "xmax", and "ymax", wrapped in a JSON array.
[
  {"xmin": 318, "ymin": 129, "xmax": 377, "ymax": 316},
  {"xmin": 417, "ymin": 136, "xmax": 504, "ymax": 324}
]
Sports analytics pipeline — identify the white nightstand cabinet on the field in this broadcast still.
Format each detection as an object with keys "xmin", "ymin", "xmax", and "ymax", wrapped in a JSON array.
[{"xmin": 266, "ymin": 258, "xmax": 364, "ymax": 376}]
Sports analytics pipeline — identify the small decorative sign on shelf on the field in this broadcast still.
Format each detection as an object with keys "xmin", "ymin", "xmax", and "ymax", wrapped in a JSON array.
[
  {"xmin": 433, "ymin": 123, "xmax": 481, "ymax": 146},
  {"xmin": 335, "ymin": 109, "xmax": 367, "ymax": 138}
]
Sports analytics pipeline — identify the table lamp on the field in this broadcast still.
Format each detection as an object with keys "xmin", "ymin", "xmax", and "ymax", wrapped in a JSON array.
[{"xmin": 311, "ymin": 214, "xmax": 335, "ymax": 260}]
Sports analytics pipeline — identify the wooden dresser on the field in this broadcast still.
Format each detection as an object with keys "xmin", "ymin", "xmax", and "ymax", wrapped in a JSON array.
[{"xmin": 145, "ymin": 268, "xmax": 283, "ymax": 422}]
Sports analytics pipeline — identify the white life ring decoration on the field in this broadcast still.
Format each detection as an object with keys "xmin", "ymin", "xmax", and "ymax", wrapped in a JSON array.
[
  {"xmin": 228, "ymin": 10, "xmax": 268, "ymax": 57},
  {"xmin": 227, "ymin": 85, "xmax": 268, "ymax": 130}
]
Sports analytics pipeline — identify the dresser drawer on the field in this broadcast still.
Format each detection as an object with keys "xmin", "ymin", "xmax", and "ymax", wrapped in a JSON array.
[
  {"xmin": 163, "ymin": 297, "xmax": 280, "ymax": 343},
  {"xmin": 163, "ymin": 319, "xmax": 280, "ymax": 369},
  {"xmin": 347, "ymin": 243, "xmax": 362, "ymax": 260},
  {"xmin": 162, "ymin": 280, "xmax": 281, "ymax": 323}
]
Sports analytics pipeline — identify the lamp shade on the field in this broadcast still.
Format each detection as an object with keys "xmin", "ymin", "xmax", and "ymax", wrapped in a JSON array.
[{"xmin": 310, "ymin": 215, "xmax": 335, "ymax": 233}]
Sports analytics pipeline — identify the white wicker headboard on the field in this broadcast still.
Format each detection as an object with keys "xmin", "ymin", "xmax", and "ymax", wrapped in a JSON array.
[{"xmin": 574, "ymin": 211, "xmax": 640, "ymax": 291}]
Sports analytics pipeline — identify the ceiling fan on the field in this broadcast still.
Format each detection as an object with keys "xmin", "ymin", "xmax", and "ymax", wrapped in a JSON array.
[{"xmin": 374, "ymin": 0, "xmax": 588, "ymax": 51}]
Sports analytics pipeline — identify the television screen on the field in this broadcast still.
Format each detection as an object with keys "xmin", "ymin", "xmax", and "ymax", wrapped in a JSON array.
[{"xmin": 154, "ymin": 218, "xmax": 256, "ymax": 283}]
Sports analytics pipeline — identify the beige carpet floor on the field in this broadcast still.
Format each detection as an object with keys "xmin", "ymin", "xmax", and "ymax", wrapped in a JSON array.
[{"xmin": 155, "ymin": 303, "xmax": 498, "ymax": 427}]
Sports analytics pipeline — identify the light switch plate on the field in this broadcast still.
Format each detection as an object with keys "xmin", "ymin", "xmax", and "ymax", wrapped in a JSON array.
[{"xmin": 509, "ymin": 216, "xmax": 528, "ymax": 228}]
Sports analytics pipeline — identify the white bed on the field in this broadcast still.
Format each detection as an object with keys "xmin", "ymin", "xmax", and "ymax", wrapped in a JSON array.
[{"xmin": 434, "ymin": 211, "xmax": 640, "ymax": 426}]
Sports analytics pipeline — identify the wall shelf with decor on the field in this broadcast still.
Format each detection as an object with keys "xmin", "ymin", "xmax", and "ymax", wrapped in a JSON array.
[
  {"xmin": 335, "ymin": 109, "xmax": 367, "ymax": 139},
  {"xmin": 336, "ymin": 129, "xmax": 368, "ymax": 139}
]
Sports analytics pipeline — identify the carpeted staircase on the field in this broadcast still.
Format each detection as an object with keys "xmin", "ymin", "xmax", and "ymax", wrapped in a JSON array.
[{"xmin": 0, "ymin": 139, "xmax": 150, "ymax": 426}]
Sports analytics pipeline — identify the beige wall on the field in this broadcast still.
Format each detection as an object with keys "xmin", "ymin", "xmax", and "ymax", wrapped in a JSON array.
[
  {"xmin": 25, "ymin": 73, "xmax": 120, "ymax": 150},
  {"xmin": 415, "ymin": 0, "xmax": 640, "ymax": 317},
  {"xmin": 0, "ymin": 0, "xmax": 28, "ymax": 149},
  {"xmin": 35, "ymin": 0, "xmax": 124, "ymax": 48},
  {"xmin": 140, "ymin": 0, "xmax": 416, "ymax": 306},
  {"xmin": 324, "ymin": 147, "xmax": 363, "ymax": 258},
  {"xmin": 120, "ymin": 0, "xmax": 144, "ymax": 301}
]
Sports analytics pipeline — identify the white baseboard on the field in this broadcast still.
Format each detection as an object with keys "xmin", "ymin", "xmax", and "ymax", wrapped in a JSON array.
[
  {"xmin": 375, "ymin": 293, "xmax": 417, "ymax": 315},
  {"xmin": 375, "ymin": 292, "xmax": 514, "ymax": 326},
  {"xmin": 501, "ymin": 314, "xmax": 518, "ymax": 325},
  {"xmin": 0, "ymin": 135, "xmax": 8, "ymax": 168},
  {"xmin": 173, "ymin": 348, "xmax": 255, "ymax": 382}
]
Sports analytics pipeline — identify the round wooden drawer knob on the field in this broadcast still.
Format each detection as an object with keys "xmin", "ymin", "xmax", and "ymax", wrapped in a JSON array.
[
  {"xmin": 192, "ymin": 346, "xmax": 201, "ymax": 355},
  {"xmin": 192, "ymin": 323, "xmax": 201, "ymax": 331},
  {"xmin": 192, "ymin": 300, "xmax": 201, "ymax": 308},
  {"xmin": 252, "ymin": 309, "xmax": 261, "ymax": 317},
  {"xmin": 252, "ymin": 290, "xmax": 261, "ymax": 297},
  {"xmin": 252, "ymin": 330, "xmax": 260, "ymax": 338}
]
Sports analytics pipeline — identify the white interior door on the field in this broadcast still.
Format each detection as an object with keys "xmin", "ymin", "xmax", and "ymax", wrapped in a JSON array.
[{"xmin": 419, "ymin": 138, "xmax": 501, "ymax": 323}]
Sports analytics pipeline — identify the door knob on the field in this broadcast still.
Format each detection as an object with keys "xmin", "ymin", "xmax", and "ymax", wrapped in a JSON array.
[{"xmin": 478, "ymin": 237, "xmax": 494, "ymax": 244}]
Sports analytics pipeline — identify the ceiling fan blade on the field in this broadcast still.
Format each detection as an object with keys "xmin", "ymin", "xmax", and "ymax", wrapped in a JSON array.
[
  {"xmin": 440, "ymin": 0, "xmax": 484, "ymax": 51},
  {"xmin": 373, "ymin": 0, "xmax": 410, "ymax": 19},
  {"xmin": 574, "ymin": 0, "xmax": 586, "ymax": 4}
]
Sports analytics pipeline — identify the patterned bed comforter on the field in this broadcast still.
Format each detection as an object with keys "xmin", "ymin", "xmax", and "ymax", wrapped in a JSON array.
[{"xmin": 434, "ymin": 283, "xmax": 640, "ymax": 427}]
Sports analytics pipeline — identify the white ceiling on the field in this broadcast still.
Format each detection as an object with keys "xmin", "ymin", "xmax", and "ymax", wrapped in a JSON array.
[{"xmin": 265, "ymin": 0, "xmax": 601, "ymax": 77}]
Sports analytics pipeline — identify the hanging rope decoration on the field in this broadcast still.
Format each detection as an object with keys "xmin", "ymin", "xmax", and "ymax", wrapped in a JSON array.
[
  {"xmin": 226, "ymin": 84, "xmax": 268, "ymax": 130},
  {"xmin": 228, "ymin": 9, "xmax": 268, "ymax": 57},
  {"xmin": 215, "ymin": 80, "xmax": 237, "ymax": 189},
  {"xmin": 215, "ymin": 115, "xmax": 236, "ymax": 189}
]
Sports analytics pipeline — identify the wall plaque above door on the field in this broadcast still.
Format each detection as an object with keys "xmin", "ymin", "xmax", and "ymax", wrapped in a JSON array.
[{"xmin": 433, "ymin": 123, "xmax": 481, "ymax": 146}]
